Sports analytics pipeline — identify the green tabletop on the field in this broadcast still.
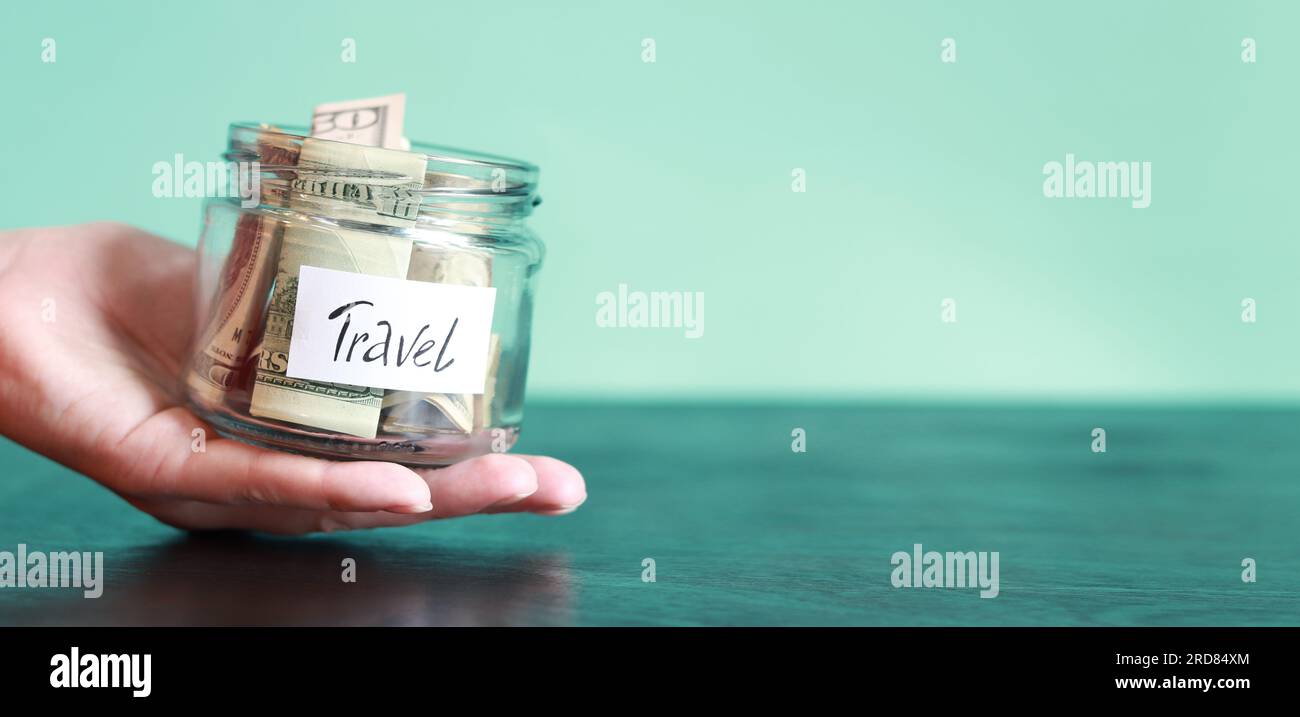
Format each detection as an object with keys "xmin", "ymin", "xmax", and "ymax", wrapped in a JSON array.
[{"xmin": 0, "ymin": 402, "xmax": 1296, "ymax": 626}]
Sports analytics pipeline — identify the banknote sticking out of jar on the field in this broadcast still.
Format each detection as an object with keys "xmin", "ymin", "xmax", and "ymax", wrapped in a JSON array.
[{"xmin": 184, "ymin": 121, "xmax": 543, "ymax": 466}]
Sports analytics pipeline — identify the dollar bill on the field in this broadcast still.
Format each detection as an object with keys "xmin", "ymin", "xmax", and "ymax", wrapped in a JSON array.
[
  {"xmin": 185, "ymin": 124, "xmax": 307, "ymax": 406},
  {"xmin": 248, "ymin": 223, "xmax": 415, "ymax": 438},
  {"xmin": 379, "ymin": 332, "xmax": 499, "ymax": 436},
  {"xmin": 186, "ymin": 212, "xmax": 280, "ymax": 405},
  {"xmin": 380, "ymin": 391, "xmax": 474, "ymax": 435},
  {"xmin": 248, "ymin": 94, "xmax": 428, "ymax": 439},
  {"xmin": 407, "ymin": 241, "xmax": 492, "ymax": 288},
  {"xmin": 255, "ymin": 123, "xmax": 302, "ymax": 170},
  {"xmin": 310, "ymin": 93, "xmax": 407, "ymax": 150},
  {"xmin": 291, "ymin": 139, "xmax": 425, "ymax": 226}
]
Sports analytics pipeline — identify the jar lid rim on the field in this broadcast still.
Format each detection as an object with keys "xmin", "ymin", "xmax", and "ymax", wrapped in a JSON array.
[
  {"xmin": 230, "ymin": 121, "xmax": 539, "ymax": 173},
  {"xmin": 226, "ymin": 122, "xmax": 541, "ymax": 220}
]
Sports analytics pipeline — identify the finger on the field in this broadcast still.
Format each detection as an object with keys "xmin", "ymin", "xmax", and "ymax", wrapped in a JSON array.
[
  {"xmin": 328, "ymin": 453, "xmax": 582, "ymax": 524},
  {"xmin": 114, "ymin": 407, "xmax": 433, "ymax": 513},
  {"xmin": 127, "ymin": 496, "xmax": 324, "ymax": 535},
  {"xmin": 484, "ymin": 455, "xmax": 587, "ymax": 515},
  {"xmin": 414, "ymin": 453, "xmax": 539, "ymax": 518},
  {"xmin": 127, "ymin": 496, "xmax": 428, "ymax": 535},
  {"xmin": 127, "ymin": 453, "xmax": 582, "ymax": 535}
]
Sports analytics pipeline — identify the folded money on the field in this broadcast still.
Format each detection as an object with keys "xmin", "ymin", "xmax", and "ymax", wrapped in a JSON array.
[
  {"xmin": 248, "ymin": 221, "xmax": 417, "ymax": 438},
  {"xmin": 185, "ymin": 212, "xmax": 278, "ymax": 406},
  {"xmin": 184, "ymin": 93, "xmax": 537, "ymax": 466},
  {"xmin": 249, "ymin": 94, "xmax": 429, "ymax": 439}
]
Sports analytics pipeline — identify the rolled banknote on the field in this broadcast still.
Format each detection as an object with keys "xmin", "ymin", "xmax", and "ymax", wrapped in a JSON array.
[
  {"xmin": 379, "ymin": 333, "xmax": 500, "ymax": 435},
  {"xmin": 379, "ymin": 241, "xmax": 495, "ymax": 435},
  {"xmin": 185, "ymin": 123, "xmax": 307, "ymax": 406},
  {"xmin": 186, "ymin": 212, "xmax": 279, "ymax": 406},
  {"xmin": 255, "ymin": 123, "xmax": 302, "ymax": 170},
  {"xmin": 376, "ymin": 332, "xmax": 498, "ymax": 435}
]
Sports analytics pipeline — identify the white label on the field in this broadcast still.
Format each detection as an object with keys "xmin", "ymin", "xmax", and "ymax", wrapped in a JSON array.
[{"xmin": 286, "ymin": 265, "xmax": 497, "ymax": 394}]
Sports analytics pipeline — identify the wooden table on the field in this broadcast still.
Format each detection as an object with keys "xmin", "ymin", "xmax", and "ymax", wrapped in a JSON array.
[{"xmin": 1, "ymin": 403, "xmax": 1296, "ymax": 625}]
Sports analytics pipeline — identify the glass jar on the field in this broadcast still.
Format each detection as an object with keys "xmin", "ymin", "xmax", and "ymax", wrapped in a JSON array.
[{"xmin": 184, "ymin": 123, "xmax": 543, "ymax": 466}]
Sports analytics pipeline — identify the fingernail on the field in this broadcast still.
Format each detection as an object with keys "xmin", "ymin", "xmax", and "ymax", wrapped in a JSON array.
[
  {"xmin": 489, "ymin": 491, "xmax": 535, "ymax": 509},
  {"xmin": 538, "ymin": 501, "xmax": 584, "ymax": 516},
  {"xmin": 385, "ymin": 501, "xmax": 433, "ymax": 514}
]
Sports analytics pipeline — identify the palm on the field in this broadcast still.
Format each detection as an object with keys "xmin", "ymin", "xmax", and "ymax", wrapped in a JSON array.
[{"xmin": 0, "ymin": 222, "xmax": 584, "ymax": 534}]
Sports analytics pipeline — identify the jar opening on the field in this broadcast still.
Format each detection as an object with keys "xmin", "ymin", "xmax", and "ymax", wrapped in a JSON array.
[{"xmin": 223, "ymin": 122, "xmax": 540, "ymax": 222}]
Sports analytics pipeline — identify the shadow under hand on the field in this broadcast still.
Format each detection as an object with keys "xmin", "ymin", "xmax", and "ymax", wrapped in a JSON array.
[{"xmin": 3, "ymin": 533, "xmax": 573, "ymax": 627}]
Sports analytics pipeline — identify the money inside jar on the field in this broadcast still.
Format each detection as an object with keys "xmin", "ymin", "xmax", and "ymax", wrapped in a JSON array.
[{"xmin": 184, "ymin": 94, "xmax": 543, "ymax": 465}]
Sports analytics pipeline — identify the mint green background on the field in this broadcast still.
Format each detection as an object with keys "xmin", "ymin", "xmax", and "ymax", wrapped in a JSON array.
[{"xmin": 3, "ymin": 1, "xmax": 1296, "ymax": 402}]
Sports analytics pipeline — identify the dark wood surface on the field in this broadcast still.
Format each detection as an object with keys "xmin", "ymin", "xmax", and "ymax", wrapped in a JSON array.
[{"xmin": 1, "ymin": 403, "xmax": 1296, "ymax": 625}]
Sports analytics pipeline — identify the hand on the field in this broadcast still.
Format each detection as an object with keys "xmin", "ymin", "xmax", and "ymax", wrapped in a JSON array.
[{"xmin": 0, "ymin": 222, "xmax": 586, "ymax": 534}]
